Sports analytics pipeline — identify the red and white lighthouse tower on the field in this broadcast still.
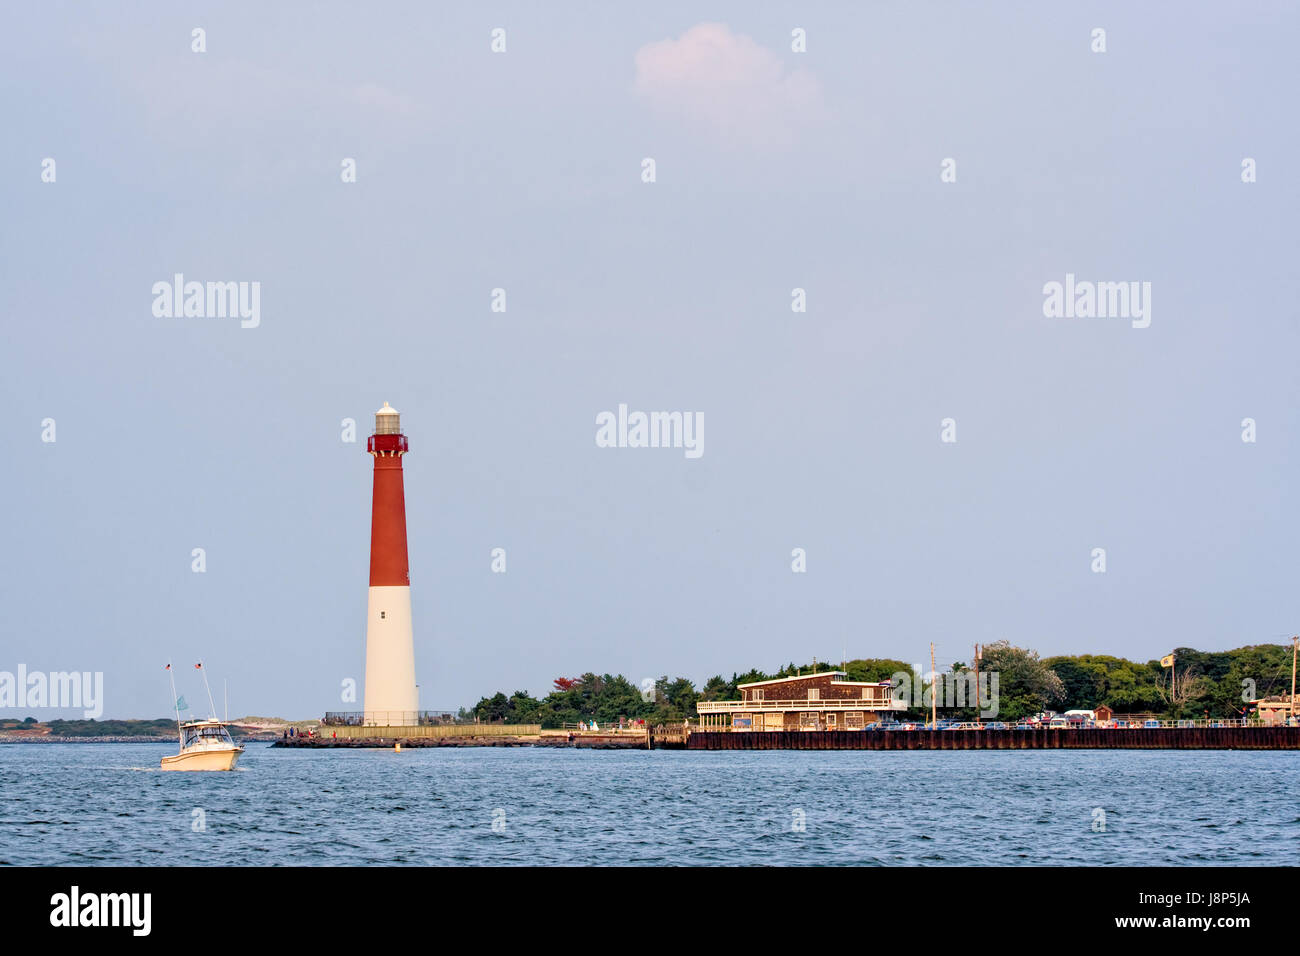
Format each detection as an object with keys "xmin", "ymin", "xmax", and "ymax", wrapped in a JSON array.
[{"xmin": 363, "ymin": 402, "xmax": 419, "ymax": 725}]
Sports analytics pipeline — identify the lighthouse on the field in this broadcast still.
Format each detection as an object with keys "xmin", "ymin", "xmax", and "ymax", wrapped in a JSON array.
[{"xmin": 363, "ymin": 402, "xmax": 419, "ymax": 725}]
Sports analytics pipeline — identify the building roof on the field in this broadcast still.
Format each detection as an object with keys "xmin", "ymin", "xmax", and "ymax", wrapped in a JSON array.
[{"xmin": 737, "ymin": 671, "xmax": 892, "ymax": 689}]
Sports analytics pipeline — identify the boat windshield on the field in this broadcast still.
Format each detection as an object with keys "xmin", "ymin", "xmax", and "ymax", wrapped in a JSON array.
[{"xmin": 182, "ymin": 724, "xmax": 234, "ymax": 747}]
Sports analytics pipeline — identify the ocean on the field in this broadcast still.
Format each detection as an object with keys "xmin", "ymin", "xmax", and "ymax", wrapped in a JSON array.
[{"xmin": 2, "ymin": 744, "xmax": 1296, "ymax": 865}]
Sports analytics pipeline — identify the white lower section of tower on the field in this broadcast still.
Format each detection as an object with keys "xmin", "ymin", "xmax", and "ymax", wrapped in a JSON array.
[{"xmin": 362, "ymin": 585, "xmax": 418, "ymax": 725}]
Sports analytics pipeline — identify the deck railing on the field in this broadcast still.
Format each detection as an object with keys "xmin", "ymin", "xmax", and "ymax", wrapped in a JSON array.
[
  {"xmin": 696, "ymin": 697, "xmax": 905, "ymax": 713},
  {"xmin": 561, "ymin": 722, "xmax": 648, "ymax": 733},
  {"xmin": 321, "ymin": 711, "xmax": 470, "ymax": 727}
]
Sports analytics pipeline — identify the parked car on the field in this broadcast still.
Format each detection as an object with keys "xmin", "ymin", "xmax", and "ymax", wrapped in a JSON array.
[
  {"xmin": 984, "ymin": 722, "xmax": 1008, "ymax": 730},
  {"xmin": 1143, "ymin": 720, "xmax": 1161, "ymax": 728},
  {"xmin": 1013, "ymin": 722, "xmax": 1036, "ymax": 730},
  {"xmin": 942, "ymin": 722, "xmax": 984, "ymax": 730}
]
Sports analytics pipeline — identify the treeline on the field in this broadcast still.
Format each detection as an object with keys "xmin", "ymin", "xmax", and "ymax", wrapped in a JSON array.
[
  {"xmin": 35, "ymin": 719, "xmax": 178, "ymax": 737},
  {"xmin": 470, "ymin": 643, "xmax": 1297, "ymax": 728},
  {"xmin": 1041, "ymin": 643, "xmax": 1295, "ymax": 719},
  {"xmin": 0, "ymin": 718, "xmax": 259, "ymax": 737}
]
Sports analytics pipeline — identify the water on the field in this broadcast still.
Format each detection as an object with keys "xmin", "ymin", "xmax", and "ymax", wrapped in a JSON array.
[{"xmin": 2, "ymin": 744, "xmax": 1296, "ymax": 865}]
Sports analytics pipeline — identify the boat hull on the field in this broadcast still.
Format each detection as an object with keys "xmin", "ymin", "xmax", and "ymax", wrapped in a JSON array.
[{"xmin": 160, "ymin": 746, "xmax": 244, "ymax": 771}]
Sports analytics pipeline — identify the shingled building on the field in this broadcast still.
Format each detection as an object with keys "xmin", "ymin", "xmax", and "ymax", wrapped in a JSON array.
[{"xmin": 696, "ymin": 671, "xmax": 905, "ymax": 731}]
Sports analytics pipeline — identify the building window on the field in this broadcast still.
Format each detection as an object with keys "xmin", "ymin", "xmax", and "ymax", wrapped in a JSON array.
[
  {"xmin": 826, "ymin": 712, "xmax": 837, "ymax": 729},
  {"xmin": 808, "ymin": 688, "xmax": 819, "ymax": 701},
  {"xmin": 753, "ymin": 688, "xmax": 763, "ymax": 701}
]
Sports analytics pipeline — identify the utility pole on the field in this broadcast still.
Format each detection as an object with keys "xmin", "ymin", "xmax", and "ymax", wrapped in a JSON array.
[
  {"xmin": 973, "ymin": 643, "xmax": 982, "ymax": 724},
  {"xmin": 930, "ymin": 642, "xmax": 938, "ymax": 729},
  {"xmin": 1291, "ymin": 636, "xmax": 1297, "ymax": 724}
]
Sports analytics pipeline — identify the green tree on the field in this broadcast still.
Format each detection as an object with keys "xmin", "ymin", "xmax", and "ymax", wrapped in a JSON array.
[
  {"xmin": 980, "ymin": 641, "xmax": 1065, "ymax": 721},
  {"xmin": 697, "ymin": 675, "xmax": 735, "ymax": 702},
  {"xmin": 1044, "ymin": 654, "xmax": 1164, "ymax": 713}
]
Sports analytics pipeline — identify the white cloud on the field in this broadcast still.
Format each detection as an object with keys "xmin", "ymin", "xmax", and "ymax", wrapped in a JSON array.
[{"xmin": 633, "ymin": 23, "xmax": 825, "ymax": 147}]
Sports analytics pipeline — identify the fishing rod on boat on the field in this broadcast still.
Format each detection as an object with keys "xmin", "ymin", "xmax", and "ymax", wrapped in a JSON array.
[
  {"xmin": 165, "ymin": 663, "xmax": 182, "ymax": 747},
  {"xmin": 196, "ymin": 661, "xmax": 219, "ymax": 720}
]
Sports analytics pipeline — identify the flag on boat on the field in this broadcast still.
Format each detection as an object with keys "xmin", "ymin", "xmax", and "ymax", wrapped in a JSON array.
[
  {"xmin": 176, "ymin": 696, "xmax": 188, "ymax": 711},
  {"xmin": 1160, "ymin": 654, "xmax": 1174, "ymax": 668}
]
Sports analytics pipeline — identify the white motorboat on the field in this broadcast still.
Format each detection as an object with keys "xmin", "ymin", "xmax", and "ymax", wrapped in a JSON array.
[
  {"xmin": 160, "ymin": 661, "xmax": 244, "ymax": 771},
  {"xmin": 161, "ymin": 718, "xmax": 245, "ymax": 771}
]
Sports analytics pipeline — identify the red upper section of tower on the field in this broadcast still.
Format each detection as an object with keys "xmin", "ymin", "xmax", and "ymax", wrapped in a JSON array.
[{"xmin": 367, "ymin": 404, "xmax": 410, "ymax": 588}]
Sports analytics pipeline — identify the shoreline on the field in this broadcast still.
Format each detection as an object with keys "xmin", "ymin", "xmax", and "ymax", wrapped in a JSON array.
[
  {"xmin": 0, "ymin": 734, "xmax": 281, "ymax": 744},
  {"xmin": 274, "ymin": 733, "xmax": 646, "ymax": 749},
  {"xmin": 9, "ymin": 727, "xmax": 1300, "ymax": 750},
  {"xmin": 273, "ymin": 726, "xmax": 1300, "ymax": 751}
]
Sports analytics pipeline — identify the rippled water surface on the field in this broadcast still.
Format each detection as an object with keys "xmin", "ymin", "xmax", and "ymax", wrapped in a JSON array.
[{"xmin": 2, "ymin": 744, "xmax": 1296, "ymax": 865}]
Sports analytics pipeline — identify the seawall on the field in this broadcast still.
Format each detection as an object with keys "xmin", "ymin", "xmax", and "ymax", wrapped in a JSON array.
[
  {"xmin": 687, "ymin": 727, "xmax": 1300, "ymax": 750},
  {"xmin": 312, "ymin": 723, "xmax": 541, "ymax": 740}
]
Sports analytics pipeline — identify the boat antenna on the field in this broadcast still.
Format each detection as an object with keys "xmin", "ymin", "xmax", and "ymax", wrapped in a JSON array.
[
  {"xmin": 196, "ymin": 661, "xmax": 219, "ymax": 720},
  {"xmin": 166, "ymin": 663, "xmax": 182, "ymax": 746},
  {"xmin": 224, "ymin": 678, "xmax": 228, "ymax": 724}
]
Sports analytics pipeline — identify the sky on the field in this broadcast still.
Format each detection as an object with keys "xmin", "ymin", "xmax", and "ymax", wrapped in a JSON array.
[{"xmin": 1, "ymin": 2, "xmax": 1298, "ymax": 720}]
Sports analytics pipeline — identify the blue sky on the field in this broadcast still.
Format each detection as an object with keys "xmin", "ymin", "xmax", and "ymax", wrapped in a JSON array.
[{"xmin": 2, "ymin": 2, "xmax": 1297, "ymax": 719}]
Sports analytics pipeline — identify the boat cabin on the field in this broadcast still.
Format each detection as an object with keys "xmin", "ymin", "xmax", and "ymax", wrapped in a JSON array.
[{"xmin": 180, "ymin": 719, "xmax": 237, "ymax": 749}]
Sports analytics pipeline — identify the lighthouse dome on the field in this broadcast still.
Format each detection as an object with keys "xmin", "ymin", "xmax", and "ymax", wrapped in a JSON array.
[{"xmin": 374, "ymin": 402, "xmax": 401, "ymax": 434}]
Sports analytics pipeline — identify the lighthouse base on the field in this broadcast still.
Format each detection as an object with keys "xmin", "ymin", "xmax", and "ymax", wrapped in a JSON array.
[{"xmin": 362, "ymin": 585, "xmax": 419, "ymax": 726}]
